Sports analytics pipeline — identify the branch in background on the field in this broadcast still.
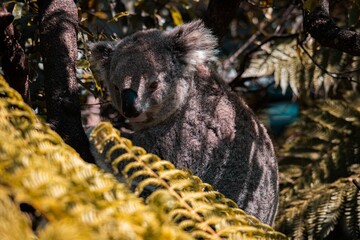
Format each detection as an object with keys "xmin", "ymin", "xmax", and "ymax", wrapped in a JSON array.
[
  {"xmin": 222, "ymin": 4, "xmax": 297, "ymax": 83},
  {"xmin": 0, "ymin": 6, "xmax": 30, "ymax": 102},
  {"xmin": 204, "ymin": 0, "xmax": 242, "ymax": 40},
  {"xmin": 303, "ymin": 0, "xmax": 360, "ymax": 56},
  {"xmin": 298, "ymin": 38, "xmax": 360, "ymax": 83},
  {"xmin": 38, "ymin": 0, "xmax": 94, "ymax": 163},
  {"xmin": 351, "ymin": 179, "xmax": 360, "ymax": 191},
  {"xmin": 224, "ymin": 4, "xmax": 297, "ymax": 69}
]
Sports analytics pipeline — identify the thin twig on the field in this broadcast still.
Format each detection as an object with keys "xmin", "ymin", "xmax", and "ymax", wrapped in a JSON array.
[
  {"xmin": 351, "ymin": 179, "xmax": 360, "ymax": 191},
  {"xmin": 223, "ymin": 4, "xmax": 297, "ymax": 68},
  {"xmin": 298, "ymin": 38, "xmax": 360, "ymax": 83}
]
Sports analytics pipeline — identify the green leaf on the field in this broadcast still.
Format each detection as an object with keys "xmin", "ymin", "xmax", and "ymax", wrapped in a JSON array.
[{"xmin": 12, "ymin": 2, "xmax": 24, "ymax": 20}]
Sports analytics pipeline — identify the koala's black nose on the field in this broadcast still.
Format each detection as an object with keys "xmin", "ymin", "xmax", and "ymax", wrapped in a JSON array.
[{"xmin": 121, "ymin": 89, "xmax": 141, "ymax": 118}]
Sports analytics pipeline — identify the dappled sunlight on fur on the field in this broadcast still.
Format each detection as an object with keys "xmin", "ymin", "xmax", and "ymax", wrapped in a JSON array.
[{"xmin": 90, "ymin": 20, "xmax": 279, "ymax": 225}]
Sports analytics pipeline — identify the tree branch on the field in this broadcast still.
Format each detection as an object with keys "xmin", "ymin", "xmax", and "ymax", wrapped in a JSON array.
[
  {"xmin": 223, "ymin": 4, "xmax": 297, "ymax": 71},
  {"xmin": 0, "ymin": 6, "xmax": 30, "ymax": 102},
  {"xmin": 298, "ymin": 38, "xmax": 360, "ymax": 83},
  {"xmin": 303, "ymin": 0, "xmax": 360, "ymax": 56},
  {"xmin": 38, "ymin": 0, "xmax": 94, "ymax": 163}
]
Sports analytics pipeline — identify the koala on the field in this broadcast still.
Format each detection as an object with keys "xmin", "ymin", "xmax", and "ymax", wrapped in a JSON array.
[{"xmin": 89, "ymin": 20, "xmax": 279, "ymax": 225}]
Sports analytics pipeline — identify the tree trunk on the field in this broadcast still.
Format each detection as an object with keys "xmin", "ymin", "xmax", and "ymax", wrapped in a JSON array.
[
  {"xmin": 38, "ymin": 0, "xmax": 94, "ymax": 163},
  {"xmin": 0, "ymin": 6, "xmax": 30, "ymax": 102}
]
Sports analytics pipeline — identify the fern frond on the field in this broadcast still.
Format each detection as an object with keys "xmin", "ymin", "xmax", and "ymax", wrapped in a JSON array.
[
  {"xmin": 344, "ymin": 183, "xmax": 360, "ymax": 237},
  {"xmin": 0, "ymin": 75, "xmax": 192, "ymax": 240},
  {"xmin": 0, "ymin": 187, "xmax": 36, "ymax": 240},
  {"xmin": 89, "ymin": 122, "xmax": 287, "ymax": 240},
  {"xmin": 38, "ymin": 220, "xmax": 98, "ymax": 240},
  {"xmin": 277, "ymin": 90, "xmax": 360, "ymax": 238},
  {"xmin": 276, "ymin": 176, "xmax": 360, "ymax": 239},
  {"xmin": 242, "ymin": 38, "xmax": 360, "ymax": 96},
  {"xmin": 279, "ymin": 92, "xmax": 360, "ymax": 198}
]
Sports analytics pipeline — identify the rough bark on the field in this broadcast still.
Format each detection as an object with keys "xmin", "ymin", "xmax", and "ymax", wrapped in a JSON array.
[
  {"xmin": 303, "ymin": 0, "xmax": 360, "ymax": 56},
  {"xmin": 0, "ymin": 6, "xmax": 30, "ymax": 102},
  {"xmin": 204, "ymin": 0, "xmax": 242, "ymax": 40},
  {"xmin": 38, "ymin": 0, "xmax": 94, "ymax": 163}
]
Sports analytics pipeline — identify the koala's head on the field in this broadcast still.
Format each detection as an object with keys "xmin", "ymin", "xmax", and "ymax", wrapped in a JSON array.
[{"xmin": 89, "ymin": 20, "xmax": 217, "ymax": 130}]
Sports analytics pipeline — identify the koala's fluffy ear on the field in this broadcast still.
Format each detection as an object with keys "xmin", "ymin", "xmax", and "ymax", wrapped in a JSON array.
[
  {"xmin": 167, "ymin": 20, "xmax": 218, "ymax": 67},
  {"xmin": 88, "ymin": 41, "xmax": 116, "ymax": 73}
]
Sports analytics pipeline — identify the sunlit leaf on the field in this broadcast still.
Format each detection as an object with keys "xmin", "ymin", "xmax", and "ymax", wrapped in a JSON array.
[
  {"xmin": 12, "ymin": 2, "xmax": 24, "ymax": 20},
  {"xmin": 94, "ymin": 11, "xmax": 108, "ymax": 20},
  {"xmin": 82, "ymin": 73, "xmax": 93, "ymax": 79},
  {"xmin": 168, "ymin": 6, "xmax": 183, "ymax": 26},
  {"xmin": 77, "ymin": 59, "xmax": 90, "ymax": 69},
  {"xmin": 87, "ymin": 0, "xmax": 96, "ymax": 9},
  {"xmin": 248, "ymin": 0, "xmax": 274, "ymax": 7},
  {"xmin": 179, "ymin": 0, "xmax": 193, "ymax": 10},
  {"xmin": 134, "ymin": 0, "xmax": 144, "ymax": 8},
  {"xmin": 108, "ymin": 11, "xmax": 130, "ymax": 22}
]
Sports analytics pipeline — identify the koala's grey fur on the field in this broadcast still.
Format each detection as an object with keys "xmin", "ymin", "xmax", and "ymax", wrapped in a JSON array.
[{"xmin": 89, "ymin": 20, "xmax": 279, "ymax": 225}]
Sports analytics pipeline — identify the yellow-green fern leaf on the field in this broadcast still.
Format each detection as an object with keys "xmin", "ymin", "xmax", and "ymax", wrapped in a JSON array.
[
  {"xmin": 242, "ymin": 37, "xmax": 360, "ymax": 97},
  {"xmin": 276, "ymin": 176, "xmax": 360, "ymax": 239},
  {"xmin": 0, "ymin": 75, "xmax": 192, "ymax": 240},
  {"xmin": 279, "ymin": 91, "xmax": 360, "ymax": 199},
  {"xmin": 89, "ymin": 122, "xmax": 287, "ymax": 240},
  {"xmin": 0, "ymin": 187, "xmax": 36, "ymax": 240}
]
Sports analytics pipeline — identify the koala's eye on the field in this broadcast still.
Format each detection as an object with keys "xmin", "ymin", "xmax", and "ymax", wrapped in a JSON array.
[{"xmin": 149, "ymin": 81, "xmax": 159, "ymax": 91}]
